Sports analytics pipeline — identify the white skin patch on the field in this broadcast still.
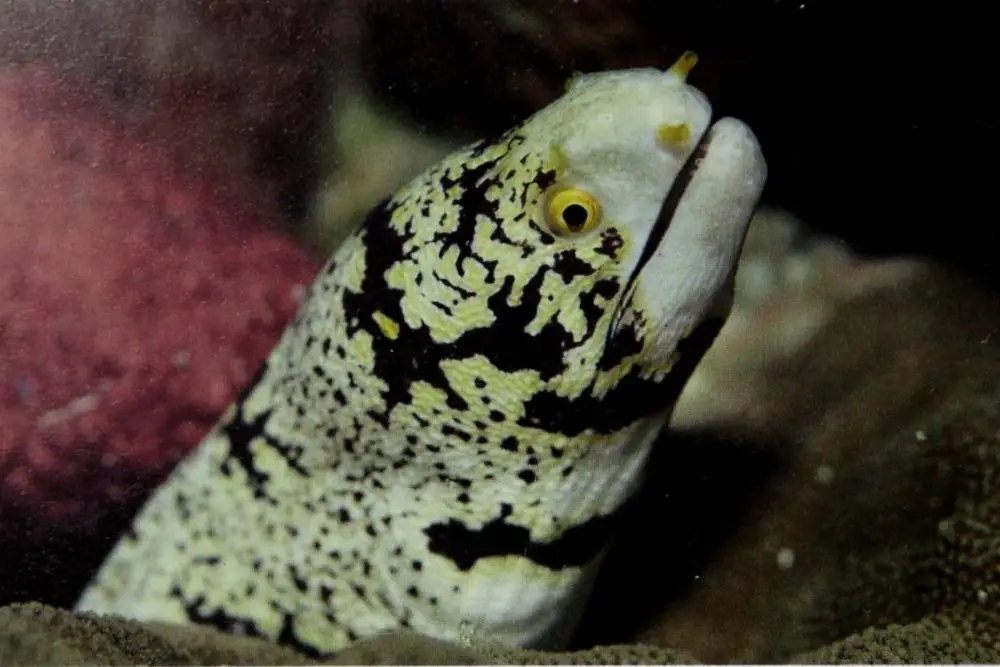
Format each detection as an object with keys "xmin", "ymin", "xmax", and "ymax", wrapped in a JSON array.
[{"xmin": 76, "ymin": 55, "xmax": 767, "ymax": 655}]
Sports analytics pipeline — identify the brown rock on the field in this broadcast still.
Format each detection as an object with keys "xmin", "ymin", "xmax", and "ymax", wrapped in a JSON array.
[{"xmin": 615, "ymin": 265, "xmax": 1000, "ymax": 661}]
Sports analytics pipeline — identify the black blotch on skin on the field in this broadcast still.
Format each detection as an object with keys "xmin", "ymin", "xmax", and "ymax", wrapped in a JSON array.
[
  {"xmin": 425, "ymin": 502, "xmax": 617, "ymax": 571},
  {"xmin": 181, "ymin": 600, "xmax": 326, "ymax": 659},
  {"xmin": 577, "ymin": 278, "xmax": 619, "ymax": 344},
  {"xmin": 434, "ymin": 156, "xmax": 503, "ymax": 272},
  {"xmin": 175, "ymin": 493, "xmax": 191, "ymax": 520},
  {"xmin": 289, "ymin": 565, "xmax": 308, "ymax": 593},
  {"xmin": 221, "ymin": 364, "xmax": 311, "ymax": 499},
  {"xmin": 597, "ymin": 315, "xmax": 643, "ymax": 372},
  {"xmin": 532, "ymin": 167, "xmax": 558, "ymax": 191},
  {"xmin": 551, "ymin": 249, "xmax": 596, "ymax": 282},
  {"xmin": 500, "ymin": 436, "xmax": 519, "ymax": 452},
  {"xmin": 595, "ymin": 228, "xmax": 625, "ymax": 258},
  {"xmin": 434, "ymin": 269, "xmax": 477, "ymax": 299},
  {"xmin": 441, "ymin": 424, "xmax": 472, "ymax": 442},
  {"xmin": 440, "ymin": 474, "xmax": 472, "ymax": 489},
  {"xmin": 521, "ymin": 317, "xmax": 725, "ymax": 436}
]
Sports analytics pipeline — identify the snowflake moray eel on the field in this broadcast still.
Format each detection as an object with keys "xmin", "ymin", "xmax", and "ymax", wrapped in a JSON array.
[{"xmin": 77, "ymin": 52, "xmax": 767, "ymax": 655}]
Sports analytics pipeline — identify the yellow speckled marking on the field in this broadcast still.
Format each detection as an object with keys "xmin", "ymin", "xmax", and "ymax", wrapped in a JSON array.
[
  {"xmin": 657, "ymin": 122, "xmax": 692, "ymax": 147},
  {"xmin": 373, "ymin": 310, "xmax": 401, "ymax": 340}
]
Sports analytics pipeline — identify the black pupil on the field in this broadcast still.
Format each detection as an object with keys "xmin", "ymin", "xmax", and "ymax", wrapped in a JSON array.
[{"xmin": 561, "ymin": 203, "xmax": 589, "ymax": 230}]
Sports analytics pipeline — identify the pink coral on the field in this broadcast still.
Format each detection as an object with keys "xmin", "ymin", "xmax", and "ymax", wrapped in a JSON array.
[{"xmin": 0, "ymin": 66, "xmax": 319, "ymax": 527}]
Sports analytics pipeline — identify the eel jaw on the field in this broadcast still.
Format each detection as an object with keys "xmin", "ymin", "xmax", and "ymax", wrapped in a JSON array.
[{"xmin": 614, "ymin": 116, "xmax": 767, "ymax": 369}]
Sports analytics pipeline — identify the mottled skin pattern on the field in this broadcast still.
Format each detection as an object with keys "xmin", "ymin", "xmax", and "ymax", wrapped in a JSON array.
[{"xmin": 77, "ymin": 59, "xmax": 766, "ymax": 656}]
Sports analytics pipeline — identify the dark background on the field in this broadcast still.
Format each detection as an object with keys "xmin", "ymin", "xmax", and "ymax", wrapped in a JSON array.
[{"xmin": 360, "ymin": 0, "xmax": 997, "ymax": 289}]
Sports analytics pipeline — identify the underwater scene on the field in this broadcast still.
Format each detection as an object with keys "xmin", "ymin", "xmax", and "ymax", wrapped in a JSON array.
[{"xmin": 0, "ymin": 1, "xmax": 997, "ymax": 664}]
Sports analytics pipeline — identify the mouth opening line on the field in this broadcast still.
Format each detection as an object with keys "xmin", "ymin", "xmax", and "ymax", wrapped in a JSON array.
[{"xmin": 608, "ymin": 128, "xmax": 715, "ymax": 339}]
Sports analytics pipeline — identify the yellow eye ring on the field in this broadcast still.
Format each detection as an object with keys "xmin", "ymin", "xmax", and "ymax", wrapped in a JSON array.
[{"xmin": 544, "ymin": 187, "xmax": 602, "ymax": 236}]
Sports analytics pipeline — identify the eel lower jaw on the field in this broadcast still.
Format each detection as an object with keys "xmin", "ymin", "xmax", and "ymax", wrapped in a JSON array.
[{"xmin": 619, "ymin": 117, "xmax": 766, "ymax": 367}]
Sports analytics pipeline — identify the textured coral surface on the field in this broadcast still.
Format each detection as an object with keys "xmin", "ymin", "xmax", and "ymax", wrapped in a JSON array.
[{"xmin": 0, "ymin": 65, "xmax": 318, "ymax": 605}]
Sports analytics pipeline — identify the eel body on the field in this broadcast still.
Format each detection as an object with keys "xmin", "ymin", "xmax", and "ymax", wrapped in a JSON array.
[{"xmin": 76, "ymin": 53, "xmax": 767, "ymax": 655}]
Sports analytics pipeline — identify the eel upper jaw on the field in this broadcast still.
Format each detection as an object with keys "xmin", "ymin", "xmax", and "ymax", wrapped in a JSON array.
[
  {"xmin": 607, "ymin": 130, "xmax": 713, "ymax": 342},
  {"xmin": 609, "ymin": 116, "xmax": 766, "ymax": 361}
]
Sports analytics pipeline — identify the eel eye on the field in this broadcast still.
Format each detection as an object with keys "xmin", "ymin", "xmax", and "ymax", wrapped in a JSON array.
[{"xmin": 544, "ymin": 187, "xmax": 602, "ymax": 236}]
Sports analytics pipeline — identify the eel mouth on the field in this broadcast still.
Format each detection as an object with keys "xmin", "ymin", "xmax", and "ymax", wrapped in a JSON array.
[{"xmin": 609, "ymin": 127, "xmax": 714, "ymax": 338}]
